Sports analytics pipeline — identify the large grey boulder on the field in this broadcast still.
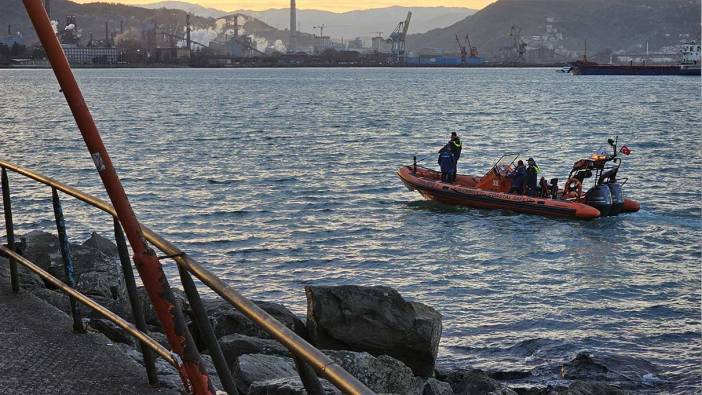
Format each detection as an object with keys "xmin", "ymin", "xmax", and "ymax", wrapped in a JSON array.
[
  {"xmin": 233, "ymin": 353, "xmax": 297, "ymax": 392},
  {"xmin": 81, "ymin": 232, "xmax": 119, "ymax": 257},
  {"xmin": 248, "ymin": 377, "xmax": 341, "ymax": 395},
  {"xmin": 324, "ymin": 349, "xmax": 415, "ymax": 394},
  {"xmin": 203, "ymin": 298, "xmax": 306, "ymax": 340},
  {"xmin": 421, "ymin": 378, "xmax": 454, "ymax": 395},
  {"xmin": 440, "ymin": 368, "xmax": 518, "ymax": 395},
  {"xmin": 19, "ymin": 231, "xmax": 126, "ymax": 299},
  {"xmin": 305, "ymin": 285, "xmax": 442, "ymax": 377},
  {"xmin": 218, "ymin": 333, "xmax": 289, "ymax": 365},
  {"xmin": 561, "ymin": 352, "xmax": 659, "ymax": 389}
]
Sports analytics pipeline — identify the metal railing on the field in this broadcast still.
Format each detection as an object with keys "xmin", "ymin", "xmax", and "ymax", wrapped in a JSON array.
[{"xmin": 0, "ymin": 159, "xmax": 374, "ymax": 395}]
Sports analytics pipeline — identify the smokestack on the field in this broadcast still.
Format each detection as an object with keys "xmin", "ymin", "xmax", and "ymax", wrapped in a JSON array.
[
  {"xmin": 233, "ymin": 15, "xmax": 239, "ymax": 38},
  {"xmin": 289, "ymin": 0, "xmax": 296, "ymax": 52},
  {"xmin": 186, "ymin": 13, "xmax": 191, "ymax": 53},
  {"xmin": 105, "ymin": 21, "xmax": 109, "ymax": 46},
  {"xmin": 120, "ymin": 20, "xmax": 124, "ymax": 34}
]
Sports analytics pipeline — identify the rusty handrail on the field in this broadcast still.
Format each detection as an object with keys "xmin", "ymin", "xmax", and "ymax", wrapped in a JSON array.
[
  {"xmin": 0, "ymin": 245, "xmax": 176, "ymax": 365},
  {"xmin": 0, "ymin": 159, "xmax": 374, "ymax": 395}
]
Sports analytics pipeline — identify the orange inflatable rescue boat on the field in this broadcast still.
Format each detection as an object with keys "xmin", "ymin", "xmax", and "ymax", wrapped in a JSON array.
[{"xmin": 397, "ymin": 138, "xmax": 640, "ymax": 220}]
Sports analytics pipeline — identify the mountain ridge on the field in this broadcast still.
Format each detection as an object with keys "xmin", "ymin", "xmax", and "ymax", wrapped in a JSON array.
[
  {"xmin": 135, "ymin": 2, "xmax": 477, "ymax": 38},
  {"xmin": 407, "ymin": 0, "xmax": 701, "ymax": 61}
]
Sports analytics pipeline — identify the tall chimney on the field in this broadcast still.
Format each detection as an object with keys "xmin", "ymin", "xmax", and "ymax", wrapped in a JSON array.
[
  {"xmin": 120, "ymin": 20, "xmax": 124, "ymax": 34},
  {"xmin": 289, "ymin": 0, "xmax": 296, "ymax": 52},
  {"xmin": 233, "ymin": 15, "xmax": 239, "ymax": 38},
  {"xmin": 105, "ymin": 21, "xmax": 109, "ymax": 46},
  {"xmin": 186, "ymin": 13, "xmax": 191, "ymax": 54}
]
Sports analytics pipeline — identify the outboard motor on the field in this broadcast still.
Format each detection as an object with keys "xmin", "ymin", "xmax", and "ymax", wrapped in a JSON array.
[
  {"xmin": 585, "ymin": 184, "xmax": 613, "ymax": 217},
  {"xmin": 608, "ymin": 183, "xmax": 624, "ymax": 215}
]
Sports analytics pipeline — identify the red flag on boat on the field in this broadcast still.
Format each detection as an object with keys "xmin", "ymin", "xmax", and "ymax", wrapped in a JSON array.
[{"xmin": 619, "ymin": 145, "xmax": 631, "ymax": 155}]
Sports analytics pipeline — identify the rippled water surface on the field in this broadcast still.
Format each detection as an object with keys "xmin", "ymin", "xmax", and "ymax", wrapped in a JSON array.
[{"xmin": 1, "ymin": 68, "xmax": 700, "ymax": 391}]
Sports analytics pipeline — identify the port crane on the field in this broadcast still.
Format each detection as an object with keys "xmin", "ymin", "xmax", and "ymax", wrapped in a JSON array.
[
  {"xmin": 388, "ymin": 11, "xmax": 411, "ymax": 63},
  {"xmin": 455, "ymin": 33, "xmax": 479, "ymax": 63}
]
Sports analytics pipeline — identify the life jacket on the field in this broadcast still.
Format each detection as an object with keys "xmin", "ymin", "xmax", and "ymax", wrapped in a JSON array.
[
  {"xmin": 450, "ymin": 138, "xmax": 462, "ymax": 156},
  {"xmin": 526, "ymin": 164, "xmax": 539, "ymax": 187}
]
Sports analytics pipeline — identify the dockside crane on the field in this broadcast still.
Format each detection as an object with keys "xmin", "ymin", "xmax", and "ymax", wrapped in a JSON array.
[
  {"xmin": 388, "ymin": 11, "xmax": 411, "ymax": 63},
  {"xmin": 455, "ymin": 33, "xmax": 479, "ymax": 63},
  {"xmin": 455, "ymin": 34, "xmax": 467, "ymax": 63},
  {"xmin": 465, "ymin": 33, "xmax": 479, "ymax": 58}
]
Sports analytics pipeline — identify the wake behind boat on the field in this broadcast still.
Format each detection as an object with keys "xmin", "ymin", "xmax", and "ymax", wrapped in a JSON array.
[{"xmin": 397, "ymin": 138, "xmax": 640, "ymax": 220}]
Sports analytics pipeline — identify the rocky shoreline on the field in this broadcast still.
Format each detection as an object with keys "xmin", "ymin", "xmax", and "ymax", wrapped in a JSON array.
[{"xmin": 3, "ymin": 230, "xmax": 666, "ymax": 394}]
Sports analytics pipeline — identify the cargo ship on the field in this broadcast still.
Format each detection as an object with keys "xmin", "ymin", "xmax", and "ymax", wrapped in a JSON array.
[{"xmin": 570, "ymin": 42, "xmax": 700, "ymax": 76}]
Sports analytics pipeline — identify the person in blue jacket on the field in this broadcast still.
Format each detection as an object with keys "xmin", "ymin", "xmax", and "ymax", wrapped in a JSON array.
[
  {"xmin": 438, "ymin": 145, "xmax": 456, "ymax": 183},
  {"xmin": 508, "ymin": 160, "xmax": 527, "ymax": 194}
]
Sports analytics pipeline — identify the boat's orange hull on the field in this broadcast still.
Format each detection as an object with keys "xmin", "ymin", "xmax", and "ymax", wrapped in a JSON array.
[{"xmin": 397, "ymin": 166, "xmax": 639, "ymax": 219}]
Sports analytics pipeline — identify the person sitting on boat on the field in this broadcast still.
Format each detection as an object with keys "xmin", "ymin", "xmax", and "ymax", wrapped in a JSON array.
[
  {"xmin": 448, "ymin": 132, "xmax": 462, "ymax": 180},
  {"xmin": 526, "ymin": 157, "xmax": 541, "ymax": 196},
  {"xmin": 508, "ymin": 160, "xmax": 527, "ymax": 194},
  {"xmin": 438, "ymin": 145, "xmax": 456, "ymax": 183}
]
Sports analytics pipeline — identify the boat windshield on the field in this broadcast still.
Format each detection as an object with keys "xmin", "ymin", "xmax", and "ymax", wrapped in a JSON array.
[{"xmin": 492, "ymin": 153, "xmax": 520, "ymax": 176}]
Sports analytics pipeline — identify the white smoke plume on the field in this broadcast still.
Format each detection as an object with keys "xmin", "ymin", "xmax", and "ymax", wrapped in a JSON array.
[
  {"xmin": 250, "ymin": 35, "xmax": 268, "ymax": 52},
  {"xmin": 64, "ymin": 23, "xmax": 75, "ymax": 31},
  {"xmin": 177, "ymin": 27, "xmax": 218, "ymax": 48},
  {"xmin": 273, "ymin": 39, "xmax": 286, "ymax": 53}
]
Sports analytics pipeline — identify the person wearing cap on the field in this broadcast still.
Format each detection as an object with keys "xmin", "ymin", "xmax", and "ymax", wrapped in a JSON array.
[
  {"xmin": 526, "ymin": 157, "xmax": 541, "ymax": 196},
  {"xmin": 448, "ymin": 132, "xmax": 462, "ymax": 181}
]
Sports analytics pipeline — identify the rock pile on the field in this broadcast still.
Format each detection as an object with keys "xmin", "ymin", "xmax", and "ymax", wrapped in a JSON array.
[
  {"xmin": 4, "ymin": 231, "xmax": 666, "ymax": 395},
  {"xmin": 305, "ymin": 285, "xmax": 442, "ymax": 377}
]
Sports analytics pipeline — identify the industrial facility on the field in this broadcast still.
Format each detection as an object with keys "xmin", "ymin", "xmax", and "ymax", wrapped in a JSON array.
[{"xmin": 3, "ymin": 0, "xmax": 615, "ymax": 68}]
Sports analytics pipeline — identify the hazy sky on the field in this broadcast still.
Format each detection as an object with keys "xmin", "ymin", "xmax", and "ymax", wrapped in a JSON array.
[{"xmin": 72, "ymin": 0, "xmax": 497, "ymax": 12}]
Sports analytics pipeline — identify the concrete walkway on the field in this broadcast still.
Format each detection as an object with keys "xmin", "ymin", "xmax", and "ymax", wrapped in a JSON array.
[{"xmin": 0, "ymin": 259, "xmax": 178, "ymax": 394}]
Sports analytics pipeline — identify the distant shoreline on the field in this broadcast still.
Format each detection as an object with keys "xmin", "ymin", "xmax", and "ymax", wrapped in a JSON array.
[{"xmin": 1, "ymin": 63, "xmax": 569, "ymax": 70}]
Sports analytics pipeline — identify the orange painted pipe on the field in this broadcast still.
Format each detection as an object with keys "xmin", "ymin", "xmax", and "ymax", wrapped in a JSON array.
[{"xmin": 21, "ymin": 1, "xmax": 213, "ymax": 393}]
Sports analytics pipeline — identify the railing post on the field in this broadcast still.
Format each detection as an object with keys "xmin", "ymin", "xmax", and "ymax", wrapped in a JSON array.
[
  {"xmin": 294, "ymin": 357, "xmax": 325, "ymax": 395},
  {"xmin": 114, "ymin": 218, "xmax": 158, "ymax": 387},
  {"xmin": 51, "ymin": 188, "xmax": 85, "ymax": 333},
  {"xmin": 2, "ymin": 167, "xmax": 20, "ymax": 293},
  {"xmin": 178, "ymin": 265, "xmax": 239, "ymax": 395}
]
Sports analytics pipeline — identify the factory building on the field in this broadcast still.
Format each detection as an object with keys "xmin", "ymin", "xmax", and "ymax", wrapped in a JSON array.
[{"xmin": 62, "ymin": 45, "xmax": 119, "ymax": 64}]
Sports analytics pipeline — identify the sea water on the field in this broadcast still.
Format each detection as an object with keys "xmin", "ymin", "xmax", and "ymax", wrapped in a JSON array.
[{"xmin": 1, "ymin": 68, "xmax": 700, "ymax": 391}]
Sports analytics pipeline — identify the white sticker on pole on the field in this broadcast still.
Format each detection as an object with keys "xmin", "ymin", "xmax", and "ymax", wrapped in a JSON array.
[{"xmin": 91, "ymin": 152, "xmax": 106, "ymax": 172}]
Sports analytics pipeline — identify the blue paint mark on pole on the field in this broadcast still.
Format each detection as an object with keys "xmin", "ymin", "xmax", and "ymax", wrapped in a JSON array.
[{"xmin": 51, "ymin": 187, "xmax": 85, "ymax": 333}]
